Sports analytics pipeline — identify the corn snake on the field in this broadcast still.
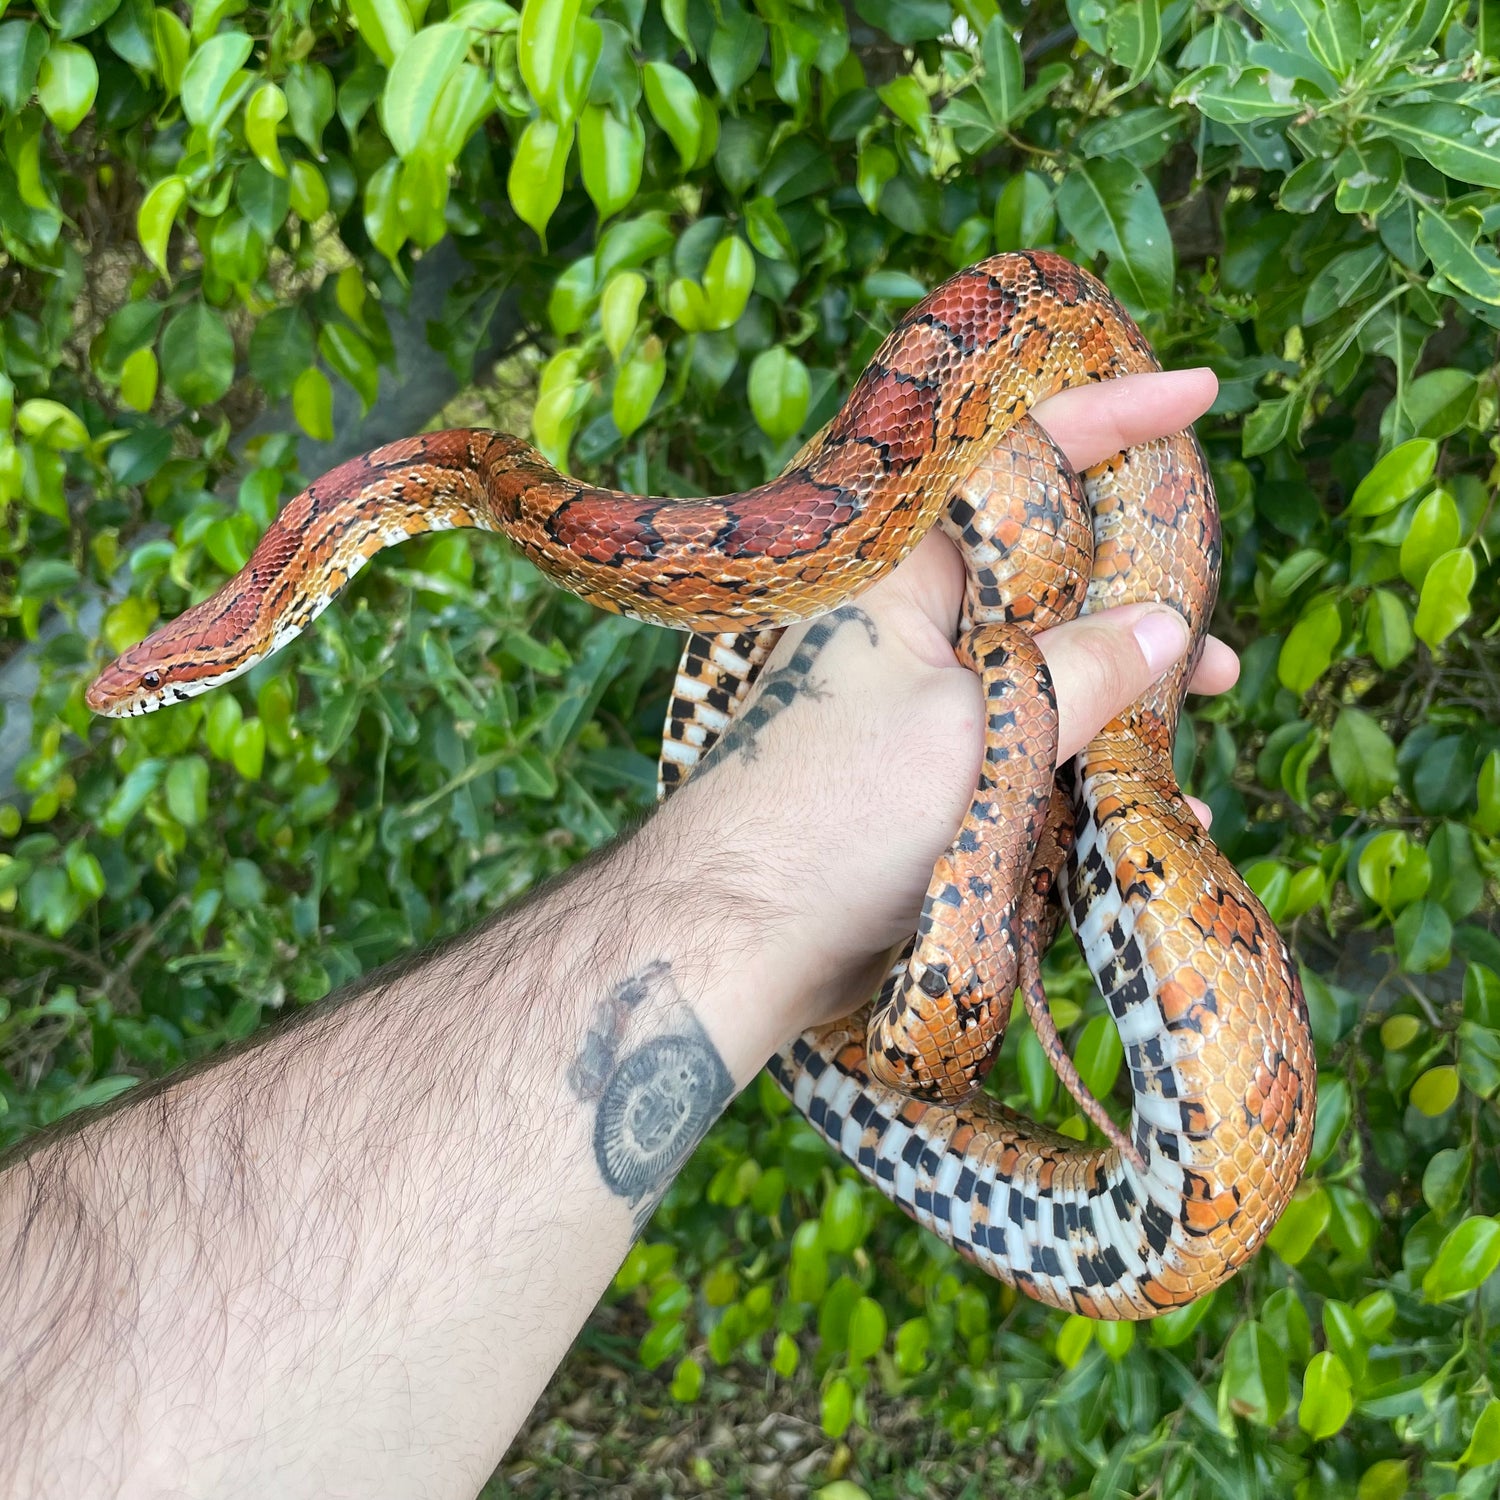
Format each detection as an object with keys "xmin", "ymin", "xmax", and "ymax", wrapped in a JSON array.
[{"xmin": 86, "ymin": 251, "xmax": 1313, "ymax": 1316}]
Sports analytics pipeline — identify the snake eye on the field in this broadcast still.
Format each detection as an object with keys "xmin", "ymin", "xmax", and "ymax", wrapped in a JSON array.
[{"xmin": 142, "ymin": 670, "xmax": 161, "ymax": 690}]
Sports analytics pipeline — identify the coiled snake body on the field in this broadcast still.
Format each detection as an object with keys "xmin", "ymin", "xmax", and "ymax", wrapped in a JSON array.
[{"xmin": 87, "ymin": 252, "xmax": 1313, "ymax": 1317}]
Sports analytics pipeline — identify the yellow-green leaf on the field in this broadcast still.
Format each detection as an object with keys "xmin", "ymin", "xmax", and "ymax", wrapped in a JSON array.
[
  {"xmin": 245, "ymin": 83, "xmax": 288, "ymax": 177},
  {"xmin": 37, "ymin": 42, "xmax": 98, "ymax": 134},
  {"xmin": 507, "ymin": 114, "xmax": 573, "ymax": 242},
  {"xmin": 292, "ymin": 366, "xmax": 334, "ymax": 441},
  {"xmin": 518, "ymin": 0, "xmax": 583, "ymax": 115},
  {"xmin": 611, "ymin": 335, "xmax": 665, "ymax": 438},
  {"xmin": 348, "ymin": 0, "xmax": 414, "ymax": 67},
  {"xmin": 137, "ymin": 175, "xmax": 186, "ymax": 276},
  {"xmin": 600, "ymin": 270, "xmax": 645, "ymax": 361},
  {"xmin": 642, "ymin": 60, "xmax": 702, "ymax": 168},
  {"xmin": 1413, "ymin": 548, "xmax": 1475, "ymax": 649},
  {"xmin": 578, "ymin": 103, "xmax": 643, "ymax": 221},
  {"xmin": 119, "ymin": 347, "xmax": 158, "ymax": 412}
]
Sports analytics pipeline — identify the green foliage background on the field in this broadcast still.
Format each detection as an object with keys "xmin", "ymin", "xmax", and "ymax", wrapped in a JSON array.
[{"xmin": 3, "ymin": 0, "xmax": 1500, "ymax": 1492}]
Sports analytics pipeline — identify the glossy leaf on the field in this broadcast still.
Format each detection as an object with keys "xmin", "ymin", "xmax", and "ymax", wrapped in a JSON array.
[
  {"xmin": 1056, "ymin": 160, "xmax": 1173, "ymax": 314},
  {"xmin": 507, "ymin": 115, "xmax": 573, "ymax": 242},
  {"xmin": 1413, "ymin": 549, "xmax": 1475, "ymax": 649},
  {"xmin": 748, "ymin": 346, "xmax": 809, "ymax": 441},
  {"xmin": 36, "ymin": 42, "xmax": 98, "ymax": 133},
  {"xmin": 1422, "ymin": 1215, "xmax": 1500, "ymax": 1300},
  {"xmin": 1299, "ymin": 1352, "xmax": 1354, "ymax": 1440},
  {"xmin": 578, "ymin": 104, "xmax": 644, "ymax": 220}
]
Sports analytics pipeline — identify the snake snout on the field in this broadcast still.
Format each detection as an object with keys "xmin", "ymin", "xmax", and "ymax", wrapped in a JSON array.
[{"xmin": 84, "ymin": 651, "xmax": 165, "ymax": 717}]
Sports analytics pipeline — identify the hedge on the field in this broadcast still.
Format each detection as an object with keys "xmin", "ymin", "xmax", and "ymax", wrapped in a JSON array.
[{"xmin": 2, "ymin": 1, "xmax": 1499, "ymax": 1494}]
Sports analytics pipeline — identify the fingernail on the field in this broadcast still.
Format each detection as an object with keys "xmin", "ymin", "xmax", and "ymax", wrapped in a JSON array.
[{"xmin": 1133, "ymin": 607, "xmax": 1190, "ymax": 676}]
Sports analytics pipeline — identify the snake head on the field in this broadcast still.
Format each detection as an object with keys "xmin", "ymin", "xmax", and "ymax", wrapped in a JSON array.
[{"xmin": 84, "ymin": 647, "xmax": 176, "ymax": 717}]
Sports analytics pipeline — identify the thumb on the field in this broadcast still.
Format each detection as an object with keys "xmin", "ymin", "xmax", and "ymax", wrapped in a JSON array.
[{"xmin": 1037, "ymin": 603, "xmax": 1191, "ymax": 765}]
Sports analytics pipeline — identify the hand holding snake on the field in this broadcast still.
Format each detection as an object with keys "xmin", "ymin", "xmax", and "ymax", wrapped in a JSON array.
[{"xmin": 87, "ymin": 253, "xmax": 1314, "ymax": 1317}]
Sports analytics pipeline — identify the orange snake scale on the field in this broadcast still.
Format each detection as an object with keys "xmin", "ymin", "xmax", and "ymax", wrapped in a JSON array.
[{"xmin": 87, "ymin": 252, "xmax": 1314, "ymax": 1316}]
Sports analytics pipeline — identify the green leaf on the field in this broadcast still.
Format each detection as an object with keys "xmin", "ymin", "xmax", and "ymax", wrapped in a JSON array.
[
  {"xmin": 600, "ymin": 270, "xmax": 644, "ymax": 361},
  {"xmin": 1074, "ymin": 1014, "xmax": 1123, "ymax": 1101},
  {"xmin": 231, "ymin": 717, "xmax": 267, "ymax": 780},
  {"xmin": 1268, "ymin": 1182, "xmax": 1329, "ymax": 1264},
  {"xmin": 1399, "ymin": 488, "xmax": 1461, "ymax": 587},
  {"xmin": 1329, "ymin": 708, "xmax": 1396, "ymax": 809},
  {"xmin": 1422, "ymin": 1215, "xmax": 1500, "ymax": 1300},
  {"xmin": 36, "ymin": 41, "xmax": 98, "ymax": 133},
  {"xmin": 853, "ymin": 0, "xmax": 949, "ymax": 44},
  {"xmin": 1418, "ymin": 207, "xmax": 1500, "ymax": 305},
  {"xmin": 977, "ymin": 21, "xmax": 1023, "ymax": 127},
  {"xmin": 1422, "ymin": 1146, "xmax": 1470, "ymax": 1219},
  {"xmin": 846, "ymin": 1296, "xmax": 887, "ymax": 1364},
  {"xmin": 154, "ymin": 8, "xmax": 189, "ymax": 96},
  {"xmin": 1372, "ymin": 104, "xmax": 1500, "ymax": 191},
  {"xmin": 507, "ymin": 115, "xmax": 573, "ymax": 242},
  {"xmin": 1106, "ymin": 0, "xmax": 1162, "ymax": 92},
  {"xmin": 1299, "ymin": 1351, "xmax": 1354, "ymax": 1440},
  {"xmin": 245, "ymin": 82, "xmax": 288, "ymax": 177},
  {"xmin": 1413, "ymin": 548, "xmax": 1475, "ymax": 649},
  {"xmin": 248, "ymin": 306, "xmax": 314, "ymax": 397},
  {"xmin": 518, "ymin": 0, "xmax": 582, "ymax": 115},
  {"xmin": 1302, "ymin": 244, "xmax": 1384, "ymax": 325},
  {"xmin": 1055, "ymin": 161, "xmax": 1174, "ymax": 315},
  {"xmin": 699, "ymin": 234, "xmax": 754, "ymax": 331},
  {"xmin": 180, "ymin": 30, "xmax": 253, "ymax": 127},
  {"xmin": 1334, "ymin": 137, "xmax": 1401, "ymax": 216},
  {"xmin": 1362, "ymin": 589, "xmax": 1413, "ymax": 669},
  {"xmin": 165, "ymin": 755, "xmax": 210, "ymax": 826},
  {"xmin": 347, "ymin": 0, "xmax": 413, "ymax": 67},
  {"xmin": 662, "ymin": 1352, "xmax": 702, "ymax": 1404},
  {"xmin": 119, "ymin": 347, "xmax": 158, "ymax": 412},
  {"xmin": 1095, "ymin": 1318, "xmax": 1134, "ymax": 1360},
  {"xmin": 319, "ymin": 324, "xmax": 379, "ymax": 412},
  {"xmin": 993, "ymin": 171, "xmax": 1055, "ymax": 251},
  {"xmin": 748, "ymin": 346, "xmax": 809, "ymax": 442},
  {"xmin": 707, "ymin": 9, "xmax": 766, "ymax": 98},
  {"xmin": 1459, "ymin": 1400, "xmax": 1500, "ymax": 1468},
  {"xmin": 1347, "ymin": 438, "xmax": 1436, "ymax": 518},
  {"xmin": 642, "ymin": 61, "xmax": 701, "ymax": 169},
  {"xmin": 1174, "ymin": 64, "xmax": 1312, "ymax": 125},
  {"xmin": 1277, "ymin": 597, "xmax": 1341, "ymax": 695},
  {"xmin": 100, "ymin": 758, "xmax": 165, "ymax": 836},
  {"xmin": 1411, "ymin": 1064, "xmax": 1459, "ymax": 1117},
  {"xmin": 381, "ymin": 22, "xmax": 469, "ymax": 160},
  {"xmin": 236, "ymin": 161, "xmax": 289, "ymax": 241},
  {"xmin": 0, "ymin": 22, "xmax": 49, "ymax": 117},
  {"xmin": 578, "ymin": 103, "xmax": 644, "ymax": 220},
  {"xmin": 64, "ymin": 842, "xmax": 106, "ymax": 901},
  {"xmin": 820, "ymin": 1180, "xmax": 864, "ymax": 1253},
  {"xmin": 288, "ymin": 161, "xmax": 330, "ymax": 222},
  {"xmin": 293, "ymin": 366, "xmax": 334, "ymax": 441},
  {"xmin": 1395, "ymin": 899, "xmax": 1452, "ymax": 974},
  {"xmin": 1055, "ymin": 1313, "xmax": 1093, "ymax": 1368},
  {"xmin": 1382, "ymin": 368, "xmax": 1479, "ymax": 447},
  {"xmin": 18, "ymin": 399, "xmax": 90, "ymax": 449},
  {"xmin": 160, "ymin": 303, "xmax": 234, "ymax": 408},
  {"xmin": 1219, "ymin": 1321, "xmax": 1288, "ymax": 1429},
  {"xmin": 820, "ymin": 1375, "xmax": 854, "ymax": 1439},
  {"xmin": 1475, "ymin": 751, "xmax": 1500, "ymax": 839},
  {"xmin": 611, "ymin": 335, "xmax": 664, "ymax": 438}
]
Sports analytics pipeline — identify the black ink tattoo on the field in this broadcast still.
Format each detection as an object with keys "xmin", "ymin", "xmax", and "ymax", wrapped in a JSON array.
[
  {"xmin": 695, "ymin": 606, "xmax": 879, "ymax": 778},
  {"xmin": 568, "ymin": 962, "xmax": 732, "ymax": 1232}
]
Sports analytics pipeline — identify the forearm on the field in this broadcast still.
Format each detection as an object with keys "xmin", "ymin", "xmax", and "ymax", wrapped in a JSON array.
[{"xmin": 1, "ymin": 800, "xmax": 796, "ymax": 1500}]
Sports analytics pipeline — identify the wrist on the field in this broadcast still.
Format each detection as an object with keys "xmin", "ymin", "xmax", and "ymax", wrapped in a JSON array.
[{"xmin": 625, "ymin": 787, "xmax": 833, "ymax": 1073}]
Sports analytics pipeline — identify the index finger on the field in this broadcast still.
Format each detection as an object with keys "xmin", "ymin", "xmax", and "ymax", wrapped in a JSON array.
[{"xmin": 1031, "ymin": 369, "xmax": 1219, "ymax": 472}]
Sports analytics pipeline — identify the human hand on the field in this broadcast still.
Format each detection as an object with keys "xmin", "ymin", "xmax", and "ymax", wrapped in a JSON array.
[{"xmin": 658, "ymin": 368, "xmax": 1239, "ymax": 1039}]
